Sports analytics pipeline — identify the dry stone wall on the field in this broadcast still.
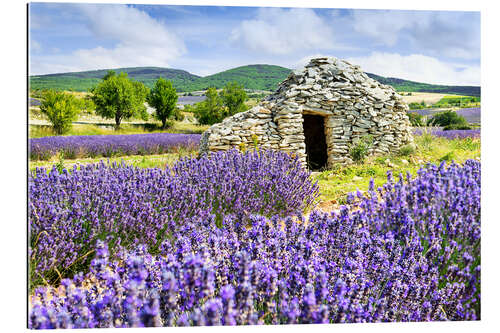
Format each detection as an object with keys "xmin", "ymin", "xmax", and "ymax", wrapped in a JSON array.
[{"xmin": 199, "ymin": 57, "xmax": 414, "ymax": 168}]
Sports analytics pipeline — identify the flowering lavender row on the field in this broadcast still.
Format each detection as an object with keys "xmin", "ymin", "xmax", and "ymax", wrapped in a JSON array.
[
  {"xmin": 29, "ymin": 133, "xmax": 201, "ymax": 160},
  {"xmin": 413, "ymin": 128, "xmax": 480, "ymax": 139},
  {"xmin": 29, "ymin": 160, "xmax": 480, "ymax": 327},
  {"xmin": 29, "ymin": 149, "xmax": 318, "ymax": 283}
]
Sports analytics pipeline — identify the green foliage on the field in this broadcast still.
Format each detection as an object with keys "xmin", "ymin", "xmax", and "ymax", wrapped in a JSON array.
[
  {"xmin": 186, "ymin": 65, "xmax": 290, "ymax": 91},
  {"xmin": 427, "ymin": 110, "xmax": 468, "ymax": 127},
  {"xmin": 90, "ymin": 71, "xmax": 149, "ymax": 128},
  {"xmin": 80, "ymin": 95, "xmax": 95, "ymax": 115},
  {"xmin": 39, "ymin": 90, "xmax": 81, "ymax": 134},
  {"xmin": 193, "ymin": 82, "xmax": 249, "ymax": 125},
  {"xmin": 433, "ymin": 95, "xmax": 481, "ymax": 108},
  {"xmin": 147, "ymin": 78, "xmax": 178, "ymax": 129},
  {"xmin": 55, "ymin": 152, "xmax": 65, "ymax": 174},
  {"xmin": 193, "ymin": 87, "xmax": 225, "ymax": 125},
  {"xmin": 221, "ymin": 82, "xmax": 247, "ymax": 116},
  {"xmin": 407, "ymin": 112, "xmax": 424, "ymax": 126},
  {"xmin": 251, "ymin": 134, "xmax": 259, "ymax": 149},
  {"xmin": 349, "ymin": 135, "xmax": 373, "ymax": 163},
  {"xmin": 408, "ymin": 102, "xmax": 425, "ymax": 110},
  {"xmin": 443, "ymin": 124, "xmax": 472, "ymax": 130},
  {"xmin": 399, "ymin": 143, "xmax": 417, "ymax": 156}
]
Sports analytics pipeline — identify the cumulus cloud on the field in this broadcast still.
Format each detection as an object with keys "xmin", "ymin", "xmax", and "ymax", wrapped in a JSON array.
[
  {"xmin": 31, "ymin": 4, "xmax": 185, "ymax": 74},
  {"xmin": 348, "ymin": 10, "xmax": 480, "ymax": 60},
  {"xmin": 347, "ymin": 52, "xmax": 480, "ymax": 86},
  {"xmin": 230, "ymin": 8, "xmax": 336, "ymax": 55}
]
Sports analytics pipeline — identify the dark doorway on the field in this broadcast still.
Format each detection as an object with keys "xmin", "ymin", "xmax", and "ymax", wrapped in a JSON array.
[{"xmin": 303, "ymin": 114, "xmax": 328, "ymax": 170}]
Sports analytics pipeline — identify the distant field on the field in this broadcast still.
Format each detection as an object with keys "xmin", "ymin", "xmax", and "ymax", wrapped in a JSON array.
[
  {"xmin": 409, "ymin": 107, "xmax": 481, "ymax": 124},
  {"xmin": 400, "ymin": 92, "xmax": 448, "ymax": 104}
]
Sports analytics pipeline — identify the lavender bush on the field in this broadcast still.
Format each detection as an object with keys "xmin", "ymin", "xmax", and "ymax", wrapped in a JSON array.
[
  {"xmin": 29, "ymin": 133, "xmax": 201, "ymax": 160},
  {"xmin": 413, "ymin": 128, "xmax": 480, "ymax": 139},
  {"xmin": 29, "ymin": 149, "xmax": 318, "ymax": 285},
  {"xmin": 29, "ymin": 160, "xmax": 480, "ymax": 327}
]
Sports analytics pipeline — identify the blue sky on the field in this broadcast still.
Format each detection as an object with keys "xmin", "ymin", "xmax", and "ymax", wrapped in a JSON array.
[{"xmin": 29, "ymin": 2, "xmax": 480, "ymax": 85}]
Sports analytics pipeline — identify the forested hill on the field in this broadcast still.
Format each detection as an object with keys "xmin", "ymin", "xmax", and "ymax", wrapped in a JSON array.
[
  {"xmin": 366, "ymin": 73, "xmax": 480, "ymax": 97},
  {"xmin": 30, "ymin": 65, "xmax": 480, "ymax": 96},
  {"xmin": 29, "ymin": 67, "xmax": 200, "ymax": 92}
]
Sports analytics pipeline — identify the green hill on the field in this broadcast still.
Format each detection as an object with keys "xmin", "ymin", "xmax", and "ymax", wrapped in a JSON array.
[
  {"xmin": 366, "ymin": 73, "xmax": 480, "ymax": 97},
  {"xmin": 30, "ymin": 64, "xmax": 480, "ymax": 96},
  {"xmin": 29, "ymin": 67, "xmax": 200, "ymax": 92},
  {"xmin": 176, "ymin": 64, "xmax": 291, "ymax": 91}
]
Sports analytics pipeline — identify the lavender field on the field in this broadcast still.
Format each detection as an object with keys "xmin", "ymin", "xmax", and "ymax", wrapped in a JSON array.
[
  {"xmin": 29, "ymin": 133, "xmax": 201, "ymax": 160},
  {"xmin": 413, "ymin": 128, "xmax": 480, "ymax": 139},
  {"xmin": 410, "ymin": 107, "xmax": 481, "ymax": 124},
  {"xmin": 28, "ymin": 150, "xmax": 480, "ymax": 328}
]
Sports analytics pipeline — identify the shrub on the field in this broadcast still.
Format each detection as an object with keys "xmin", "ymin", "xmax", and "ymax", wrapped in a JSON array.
[
  {"xmin": 399, "ymin": 143, "xmax": 416, "ymax": 156},
  {"xmin": 407, "ymin": 112, "xmax": 424, "ymax": 127},
  {"xmin": 427, "ymin": 110, "xmax": 468, "ymax": 127},
  {"xmin": 443, "ymin": 124, "xmax": 472, "ymax": 130},
  {"xmin": 349, "ymin": 135, "xmax": 373, "ymax": 163},
  {"xmin": 39, "ymin": 90, "xmax": 81, "ymax": 135}
]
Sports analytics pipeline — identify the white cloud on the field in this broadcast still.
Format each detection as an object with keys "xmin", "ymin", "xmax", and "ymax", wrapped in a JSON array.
[
  {"xmin": 230, "ymin": 8, "xmax": 336, "ymax": 55},
  {"xmin": 31, "ymin": 4, "xmax": 186, "ymax": 74},
  {"xmin": 347, "ymin": 52, "xmax": 480, "ymax": 86},
  {"xmin": 348, "ymin": 10, "xmax": 480, "ymax": 60}
]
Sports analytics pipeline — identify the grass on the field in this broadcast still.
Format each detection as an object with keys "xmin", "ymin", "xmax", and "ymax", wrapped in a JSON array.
[
  {"xmin": 29, "ymin": 151, "xmax": 197, "ymax": 172},
  {"xmin": 29, "ymin": 121, "xmax": 209, "ymax": 138},
  {"xmin": 313, "ymin": 135, "xmax": 480, "ymax": 204}
]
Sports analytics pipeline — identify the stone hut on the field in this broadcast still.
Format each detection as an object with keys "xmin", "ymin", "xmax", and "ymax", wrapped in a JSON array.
[{"xmin": 199, "ymin": 57, "xmax": 413, "ymax": 169}]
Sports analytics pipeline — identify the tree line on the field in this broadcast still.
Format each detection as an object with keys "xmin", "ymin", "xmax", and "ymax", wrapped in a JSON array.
[{"xmin": 34, "ymin": 70, "xmax": 248, "ymax": 135}]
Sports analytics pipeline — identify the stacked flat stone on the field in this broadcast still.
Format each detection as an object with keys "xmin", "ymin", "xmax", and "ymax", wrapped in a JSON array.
[{"xmin": 199, "ymin": 56, "xmax": 414, "ymax": 167}]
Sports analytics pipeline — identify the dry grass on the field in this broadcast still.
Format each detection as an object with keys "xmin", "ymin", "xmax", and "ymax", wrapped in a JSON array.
[{"xmin": 400, "ymin": 92, "xmax": 449, "ymax": 105}]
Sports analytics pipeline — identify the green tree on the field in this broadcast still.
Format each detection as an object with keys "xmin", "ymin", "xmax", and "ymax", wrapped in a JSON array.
[
  {"xmin": 146, "ymin": 78, "xmax": 178, "ymax": 129},
  {"xmin": 39, "ymin": 90, "xmax": 81, "ymax": 134},
  {"xmin": 193, "ymin": 87, "xmax": 225, "ymax": 125},
  {"xmin": 427, "ymin": 110, "xmax": 468, "ymax": 127},
  {"xmin": 221, "ymin": 82, "xmax": 247, "ymax": 116},
  {"xmin": 90, "ymin": 71, "xmax": 149, "ymax": 128}
]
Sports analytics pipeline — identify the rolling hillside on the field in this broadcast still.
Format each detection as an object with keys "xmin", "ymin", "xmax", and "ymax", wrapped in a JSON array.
[
  {"xmin": 366, "ymin": 73, "xmax": 480, "ymax": 97},
  {"xmin": 30, "ymin": 67, "xmax": 200, "ymax": 92},
  {"xmin": 30, "ymin": 65, "xmax": 480, "ymax": 96}
]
